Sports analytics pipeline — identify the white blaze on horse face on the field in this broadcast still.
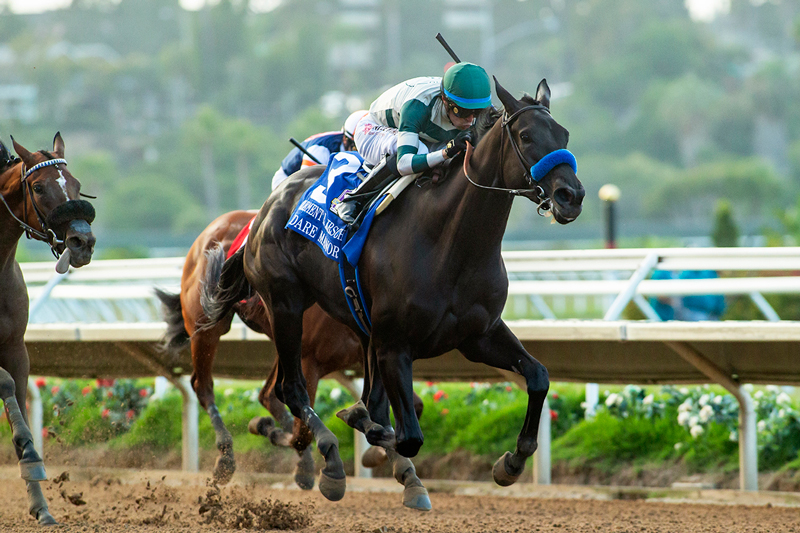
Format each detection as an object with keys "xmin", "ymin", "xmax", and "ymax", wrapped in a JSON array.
[{"xmin": 56, "ymin": 169, "xmax": 69, "ymax": 200}]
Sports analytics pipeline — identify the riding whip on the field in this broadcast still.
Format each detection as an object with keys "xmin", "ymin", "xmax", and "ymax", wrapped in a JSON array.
[
  {"xmin": 435, "ymin": 33, "xmax": 461, "ymax": 63},
  {"xmin": 289, "ymin": 138, "xmax": 323, "ymax": 165}
]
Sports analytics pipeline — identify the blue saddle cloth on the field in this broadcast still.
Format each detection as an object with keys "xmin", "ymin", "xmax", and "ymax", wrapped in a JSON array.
[
  {"xmin": 285, "ymin": 152, "xmax": 380, "ymax": 266},
  {"xmin": 285, "ymin": 152, "xmax": 382, "ymax": 335}
]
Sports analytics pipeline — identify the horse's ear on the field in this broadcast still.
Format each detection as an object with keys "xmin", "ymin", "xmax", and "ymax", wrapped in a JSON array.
[
  {"xmin": 494, "ymin": 76, "xmax": 519, "ymax": 113},
  {"xmin": 10, "ymin": 135, "xmax": 33, "ymax": 164},
  {"xmin": 0, "ymin": 139, "xmax": 10, "ymax": 164},
  {"xmin": 52, "ymin": 131, "xmax": 65, "ymax": 158},
  {"xmin": 535, "ymin": 79, "xmax": 551, "ymax": 110}
]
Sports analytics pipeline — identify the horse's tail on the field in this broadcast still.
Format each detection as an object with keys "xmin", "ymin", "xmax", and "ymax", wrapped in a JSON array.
[
  {"xmin": 199, "ymin": 244, "xmax": 250, "ymax": 330},
  {"xmin": 154, "ymin": 287, "xmax": 190, "ymax": 355}
]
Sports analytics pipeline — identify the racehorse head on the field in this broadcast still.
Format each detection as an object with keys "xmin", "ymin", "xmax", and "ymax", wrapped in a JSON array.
[
  {"xmin": 493, "ymin": 78, "xmax": 584, "ymax": 225},
  {"xmin": 3, "ymin": 133, "xmax": 96, "ymax": 268}
]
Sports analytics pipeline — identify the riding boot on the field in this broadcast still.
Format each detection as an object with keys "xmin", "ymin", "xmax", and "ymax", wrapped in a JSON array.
[{"xmin": 332, "ymin": 155, "xmax": 399, "ymax": 224}]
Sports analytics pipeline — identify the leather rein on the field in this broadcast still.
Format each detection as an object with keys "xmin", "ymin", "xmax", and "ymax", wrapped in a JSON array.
[{"xmin": 462, "ymin": 104, "xmax": 554, "ymax": 216}]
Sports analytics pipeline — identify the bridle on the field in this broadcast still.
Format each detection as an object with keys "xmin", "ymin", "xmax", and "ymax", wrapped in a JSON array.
[
  {"xmin": 462, "ymin": 104, "xmax": 576, "ymax": 216},
  {"xmin": 0, "ymin": 157, "xmax": 69, "ymax": 257}
]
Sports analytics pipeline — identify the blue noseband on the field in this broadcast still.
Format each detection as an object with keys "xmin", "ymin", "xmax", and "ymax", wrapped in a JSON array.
[{"xmin": 530, "ymin": 149, "xmax": 577, "ymax": 182}]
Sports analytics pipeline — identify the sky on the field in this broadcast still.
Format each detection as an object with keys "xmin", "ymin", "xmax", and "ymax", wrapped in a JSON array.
[{"xmin": 9, "ymin": 0, "xmax": 732, "ymax": 19}]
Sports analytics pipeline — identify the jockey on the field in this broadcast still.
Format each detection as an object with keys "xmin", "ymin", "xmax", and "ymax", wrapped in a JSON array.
[
  {"xmin": 332, "ymin": 62, "xmax": 492, "ymax": 224},
  {"xmin": 271, "ymin": 109, "xmax": 368, "ymax": 191}
]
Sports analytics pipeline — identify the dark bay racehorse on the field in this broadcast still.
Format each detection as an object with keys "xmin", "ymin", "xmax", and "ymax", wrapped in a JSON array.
[
  {"xmin": 158, "ymin": 209, "xmax": 425, "ymax": 504},
  {"xmin": 0, "ymin": 133, "xmax": 95, "ymax": 525},
  {"xmin": 201, "ymin": 78, "xmax": 584, "ymax": 504}
]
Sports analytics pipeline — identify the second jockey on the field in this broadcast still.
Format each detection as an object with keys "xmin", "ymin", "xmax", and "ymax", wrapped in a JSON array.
[
  {"xmin": 271, "ymin": 109, "xmax": 368, "ymax": 191},
  {"xmin": 332, "ymin": 62, "xmax": 492, "ymax": 224}
]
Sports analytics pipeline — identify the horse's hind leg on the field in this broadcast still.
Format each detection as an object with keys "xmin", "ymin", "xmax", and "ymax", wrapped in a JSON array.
[
  {"xmin": 190, "ymin": 323, "xmax": 237, "ymax": 485},
  {"xmin": 249, "ymin": 360, "xmax": 294, "ymax": 448},
  {"xmin": 259, "ymin": 285, "xmax": 345, "ymax": 502},
  {"xmin": 0, "ymin": 357, "xmax": 56, "ymax": 525},
  {"xmin": 459, "ymin": 321, "xmax": 548, "ymax": 487}
]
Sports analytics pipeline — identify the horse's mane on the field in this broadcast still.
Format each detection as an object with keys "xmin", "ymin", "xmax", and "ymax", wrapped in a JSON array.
[{"xmin": 473, "ymin": 93, "xmax": 540, "ymax": 145}]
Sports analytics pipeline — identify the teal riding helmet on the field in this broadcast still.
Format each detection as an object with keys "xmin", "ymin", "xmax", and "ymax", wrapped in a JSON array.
[{"xmin": 442, "ymin": 62, "xmax": 492, "ymax": 115}]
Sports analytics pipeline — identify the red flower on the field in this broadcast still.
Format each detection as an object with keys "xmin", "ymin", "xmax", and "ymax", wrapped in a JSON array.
[
  {"xmin": 139, "ymin": 389, "xmax": 148, "ymax": 398},
  {"xmin": 50, "ymin": 386, "xmax": 59, "ymax": 395},
  {"xmin": 550, "ymin": 410, "xmax": 559, "ymax": 421},
  {"xmin": 82, "ymin": 386, "xmax": 92, "ymax": 396},
  {"xmin": 126, "ymin": 410, "xmax": 135, "ymax": 420},
  {"xmin": 441, "ymin": 408, "xmax": 449, "ymax": 415},
  {"xmin": 551, "ymin": 392, "xmax": 559, "ymax": 400},
  {"xmin": 96, "ymin": 379, "xmax": 115, "ymax": 387},
  {"xmin": 425, "ymin": 381, "xmax": 434, "ymax": 387},
  {"xmin": 107, "ymin": 390, "xmax": 114, "ymax": 398},
  {"xmin": 433, "ymin": 390, "xmax": 446, "ymax": 402},
  {"xmin": 34, "ymin": 378, "xmax": 46, "ymax": 388},
  {"xmin": 42, "ymin": 428, "xmax": 49, "ymax": 438},
  {"xmin": 505, "ymin": 386, "xmax": 513, "ymax": 392},
  {"xmin": 101, "ymin": 408, "xmax": 110, "ymax": 419}
]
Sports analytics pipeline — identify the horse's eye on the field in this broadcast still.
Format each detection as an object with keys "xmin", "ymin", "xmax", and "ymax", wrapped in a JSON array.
[
  {"xmin": 520, "ymin": 132, "xmax": 531, "ymax": 143},
  {"xmin": 32, "ymin": 184, "xmax": 44, "ymax": 194}
]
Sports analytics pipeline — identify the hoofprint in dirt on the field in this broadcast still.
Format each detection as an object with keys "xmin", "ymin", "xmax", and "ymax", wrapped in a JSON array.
[{"xmin": 1, "ymin": 466, "xmax": 800, "ymax": 532}]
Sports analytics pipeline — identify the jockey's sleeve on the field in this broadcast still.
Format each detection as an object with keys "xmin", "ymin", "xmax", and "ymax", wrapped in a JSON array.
[
  {"xmin": 396, "ymin": 100, "xmax": 446, "ymax": 176},
  {"xmin": 302, "ymin": 145, "xmax": 331, "ymax": 167}
]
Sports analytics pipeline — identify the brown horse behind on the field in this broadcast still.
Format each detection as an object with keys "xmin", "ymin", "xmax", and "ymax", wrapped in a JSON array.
[{"xmin": 157, "ymin": 210, "xmax": 420, "ymax": 489}]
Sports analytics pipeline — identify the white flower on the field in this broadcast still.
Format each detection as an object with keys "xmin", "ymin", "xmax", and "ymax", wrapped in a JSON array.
[
  {"xmin": 744, "ymin": 384, "xmax": 754, "ymax": 392},
  {"xmin": 615, "ymin": 394, "xmax": 624, "ymax": 406},
  {"xmin": 330, "ymin": 388, "xmax": 342, "ymax": 401},
  {"xmin": 777, "ymin": 392, "xmax": 792, "ymax": 405},
  {"xmin": 690, "ymin": 425, "xmax": 704, "ymax": 438},
  {"xmin": 677, "ymin": 412, "xmax": 690, "ymax": 425},
  {"xmin": 699, "ymin": 405, "xmax": 714, "ymax": 423},
  {"xmin": 779, "ymin": 409, "xmax": 786, "ymax": 418},
  {"xmin": 605, "ymin": 393, "xmax": 618, "ymax": 407},
  {"xmin": 224, "ymin": 388, "xmax": 234, "ymax": 397},
  {"xmin": 674, "ymin": 442, "xmax": 683, "ymax": 450},
  {"xmin": 754, "ymin": 390, "xmax": 764, "ymax": 400},
  {"xmin": 483, "ymin": 399, "xmax": 490, "ymax": 406},
  {"xmin": 643, "ymin": 394, "xmax": 654, "ymax": 405},
  {"xmin": 679, "ymin": 388, "xmax": 689, "ymax": 395},
  {"xmin": 713, "ymin": 395, "xmax": 723, "ymax": 405},
  {"xmin": 699, "ymin": 394, "xmax": 710, "ymax": 407},
  {"xmin": 767, "ymin": 385, "xmax": 780, "ymax": 393},
  {"xmin": 678, "ymin": 400, "xmax": 692, "ymax": 413},
  {"xmin": 757, "ymin": 420, "xmax": 766, "ymax": 432},
  {"xmin": 688, "ymin": 415, "xmax": 700, "ymax": 427},
  {"xmin": 249, "ymin": 390, "xmax": 259, "ymax": 402},
  {"xmin": 729, "ymin": 431, "xmax": 738, "ymax": 442},
  {"xmin": 604, "ymin": 390, "xmax": 610, "ymax": 397}
]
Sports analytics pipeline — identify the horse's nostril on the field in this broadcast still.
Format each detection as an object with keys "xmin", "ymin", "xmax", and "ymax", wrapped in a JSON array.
[
  {"xmin": 554, "ymin": 187, "xmax": 574, "ymax": 206},
  {"xmin": 67, "ymin": 234, "xmax": 88, "ymax": 250}
]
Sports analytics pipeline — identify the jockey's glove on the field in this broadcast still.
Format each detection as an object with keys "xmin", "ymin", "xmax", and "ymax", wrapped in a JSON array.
[{"xmin": 444, "ymin": 130, "xmax": 473, "ymax": 159}]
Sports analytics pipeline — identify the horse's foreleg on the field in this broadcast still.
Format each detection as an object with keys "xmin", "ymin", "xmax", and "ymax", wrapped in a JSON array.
[
  {"xmin": 190, "ymin": 325, "xmax": 236, "ymax": 485},
  {"xmin": 265, "ymin": 290, "xmax": 345, "ymax": 502},
  {"xmin": 375, "ymin": 346, "xmax": 423, "ymax": 458},
  {"xmin": 249, "ymin": 360, "xmax": 294, "ymax": 448},
  {"xmin": 289, "ymin": 361, "xmax": 319, "ymax": 491},
  {"xmin": 0, "ymin": 360, "xmax": 56, "ymax": 525},
  {"xmin": 459, "ymin": 321, "xmax": 549, "ymax": 487}
]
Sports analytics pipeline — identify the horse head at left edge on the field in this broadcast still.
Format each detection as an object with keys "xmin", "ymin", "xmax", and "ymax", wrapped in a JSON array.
[{"xmin": 1, "ymin": 132, "xmax": 96, "ymax": 268}]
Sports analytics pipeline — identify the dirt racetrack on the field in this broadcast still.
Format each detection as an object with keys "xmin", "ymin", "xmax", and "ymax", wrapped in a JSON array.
[{"xmin": 1, "ymin": 466, "xmax": 800, "ymax": 532}]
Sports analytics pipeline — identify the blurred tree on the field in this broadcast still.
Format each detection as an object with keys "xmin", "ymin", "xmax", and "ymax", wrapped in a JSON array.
[{"xmin": 711, "ymin": 200, "xmax": 739, "ymax": 247}]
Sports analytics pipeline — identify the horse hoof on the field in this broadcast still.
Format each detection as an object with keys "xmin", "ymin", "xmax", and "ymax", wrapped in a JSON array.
[
  {"xmin": 294, "ymin": 469, "xmax": 315, "ymax": 491},
  {"xmin": 365, "ymin": 426, "xmax": 396, "ymax": 449},
  {"xmin": 361, "ymin": 446, "xmax": 388, "ymax": 468},
  {"xmin": 403, "ymin": 485, "xmax": 431, "ymax": 511},
  {"xmin": 20, "ymin": 461, "xmax": 46, "ymax": 482},
  {"xmin": 336, "ymin": 401, "xmax": 369, "ymax": 429},
  {"xmin": 213, "ymin": 454, "xmax": 236, "ymax": 485},
  {"xmin": 318, "ymin": 471, "xmax": 346, "ymax": 502},
  {"xmin": 248, "ymin": 416, "xmax": 275, "ymax": 437},
  {"xmin": 36, "ymin": 509, "xmax": 57, "ymax": 526},
  {"xmin": 492, "ymin": 452, "xmax": 521, "ymax": 487}
]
